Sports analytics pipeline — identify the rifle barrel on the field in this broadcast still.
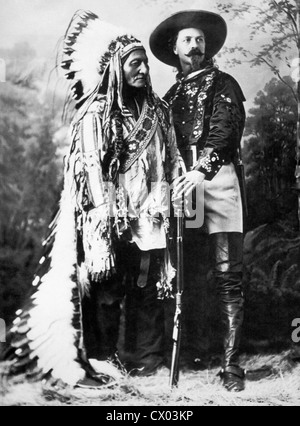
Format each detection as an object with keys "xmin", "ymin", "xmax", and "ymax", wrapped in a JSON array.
[{"xmin": 170, "ymin": 211, "xmax": 184, "ymax": 388}]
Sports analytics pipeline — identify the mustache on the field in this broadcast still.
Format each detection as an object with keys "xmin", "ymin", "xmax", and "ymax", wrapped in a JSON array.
[{"xmin": 186, "ymin": 48, "xmax": 205, "ymax": 58}]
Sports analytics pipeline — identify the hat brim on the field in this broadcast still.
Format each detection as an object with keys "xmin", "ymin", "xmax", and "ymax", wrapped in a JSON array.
[{"xmin": 150, "ymin": 10, "xmax": 227, "ymax": 67}]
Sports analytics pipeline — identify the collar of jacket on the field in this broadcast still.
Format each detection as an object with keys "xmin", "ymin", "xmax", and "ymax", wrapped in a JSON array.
[{"xmin": 176, "ymin": 66, "xmax": 218, "ymax": 83}]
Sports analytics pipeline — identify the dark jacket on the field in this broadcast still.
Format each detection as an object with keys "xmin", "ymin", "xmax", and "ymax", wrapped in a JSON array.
[{"xmin": 164, "ymin": 67, "xmax": 246, "ymax": 180}]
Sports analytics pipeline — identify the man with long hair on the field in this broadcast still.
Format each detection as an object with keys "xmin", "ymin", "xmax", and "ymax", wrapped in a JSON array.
[{"xmin": 6, "ymin": 11, "xmax": 180, "ymax": 388}]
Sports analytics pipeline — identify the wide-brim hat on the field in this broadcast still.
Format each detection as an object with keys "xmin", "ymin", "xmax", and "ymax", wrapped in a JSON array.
[{"xmin": 150, "ymin": 10, "xmax": 227, "ymax": 67}]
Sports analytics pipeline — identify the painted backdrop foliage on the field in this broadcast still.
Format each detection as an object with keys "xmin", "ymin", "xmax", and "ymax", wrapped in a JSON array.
[{"xmin": 0, "ymin": 43, "xmax": 64, "ymax": 325}]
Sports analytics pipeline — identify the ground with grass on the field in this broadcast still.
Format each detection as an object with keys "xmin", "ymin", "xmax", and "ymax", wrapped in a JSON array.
[{"xmin": 1, "ymin": 352, "xmax": 299, "ymax": 406}]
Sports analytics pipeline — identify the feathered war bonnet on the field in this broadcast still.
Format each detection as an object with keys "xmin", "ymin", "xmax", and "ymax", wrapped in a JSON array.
[
  {"xmin": 61, "ymin": 10, "xmax": 145, "ymax": 120},
  {"xmin": 61, "ymin": 11, "xmax": 147, "ymax": 181}
]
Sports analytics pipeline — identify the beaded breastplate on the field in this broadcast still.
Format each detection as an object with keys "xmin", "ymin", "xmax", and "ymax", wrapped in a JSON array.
[{"xmin": 120, "ymin": 99, "xmax": 159, "ymax": 173}]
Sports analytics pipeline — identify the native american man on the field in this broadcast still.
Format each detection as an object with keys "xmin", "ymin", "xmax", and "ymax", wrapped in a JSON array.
[
  {"xmin": 5, "ymin": 11, "xmax": 180, "ymax": 387},
  {"xmin": 150, "ymin": 10, "xmax": 247, "ymax": 392}
]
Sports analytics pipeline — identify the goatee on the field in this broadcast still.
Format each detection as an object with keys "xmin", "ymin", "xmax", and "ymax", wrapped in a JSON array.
[{"xmin": 191, "ymin": 56, "xmax": 203, "ymax": 72}]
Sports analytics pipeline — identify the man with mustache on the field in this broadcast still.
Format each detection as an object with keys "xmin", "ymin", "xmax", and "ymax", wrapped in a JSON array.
[{"xmin": 150, "ymin": 11, "xmax": 247, "ymax": 392}]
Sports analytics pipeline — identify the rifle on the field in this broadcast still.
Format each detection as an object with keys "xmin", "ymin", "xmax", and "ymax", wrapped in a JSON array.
[{"xmin": 170, "ymin": 182, "xmax": 184, "ymax": 388}]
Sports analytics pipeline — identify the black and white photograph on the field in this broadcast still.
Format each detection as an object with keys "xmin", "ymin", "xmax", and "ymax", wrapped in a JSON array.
[{"xmin": 0, "ymin": 0, "xmax": 300, "ymax": 407}]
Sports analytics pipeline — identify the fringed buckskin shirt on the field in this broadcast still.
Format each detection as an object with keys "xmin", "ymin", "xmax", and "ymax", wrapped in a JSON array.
[{"xmin": 68, "ymin": 93, "xmax": 181, "ymax": 299}]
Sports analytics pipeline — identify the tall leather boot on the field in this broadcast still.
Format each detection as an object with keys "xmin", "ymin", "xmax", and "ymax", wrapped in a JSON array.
[{"xmin": 210, "ymin": 232, "xmax": 245, "ymax": 392}]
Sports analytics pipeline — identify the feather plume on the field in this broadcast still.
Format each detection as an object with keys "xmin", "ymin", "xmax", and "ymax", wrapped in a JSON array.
[
  {"xmin": 26, "ymin": 183, "xmax": 85, "ymax": 386},
  {"xmin": 89, "ymin": 359, "xmax": 124, "ymax": 381},
  {"xmin": 9, "ymin": 178, "xmax": 86, "ymax": 386},
  {"xmin": 62, "ymin": 11, "xmax": 125, "ymax": 100},
  {"xmin": 61, "ymin": 10, "xmax": 140, "ymax": 103}
]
